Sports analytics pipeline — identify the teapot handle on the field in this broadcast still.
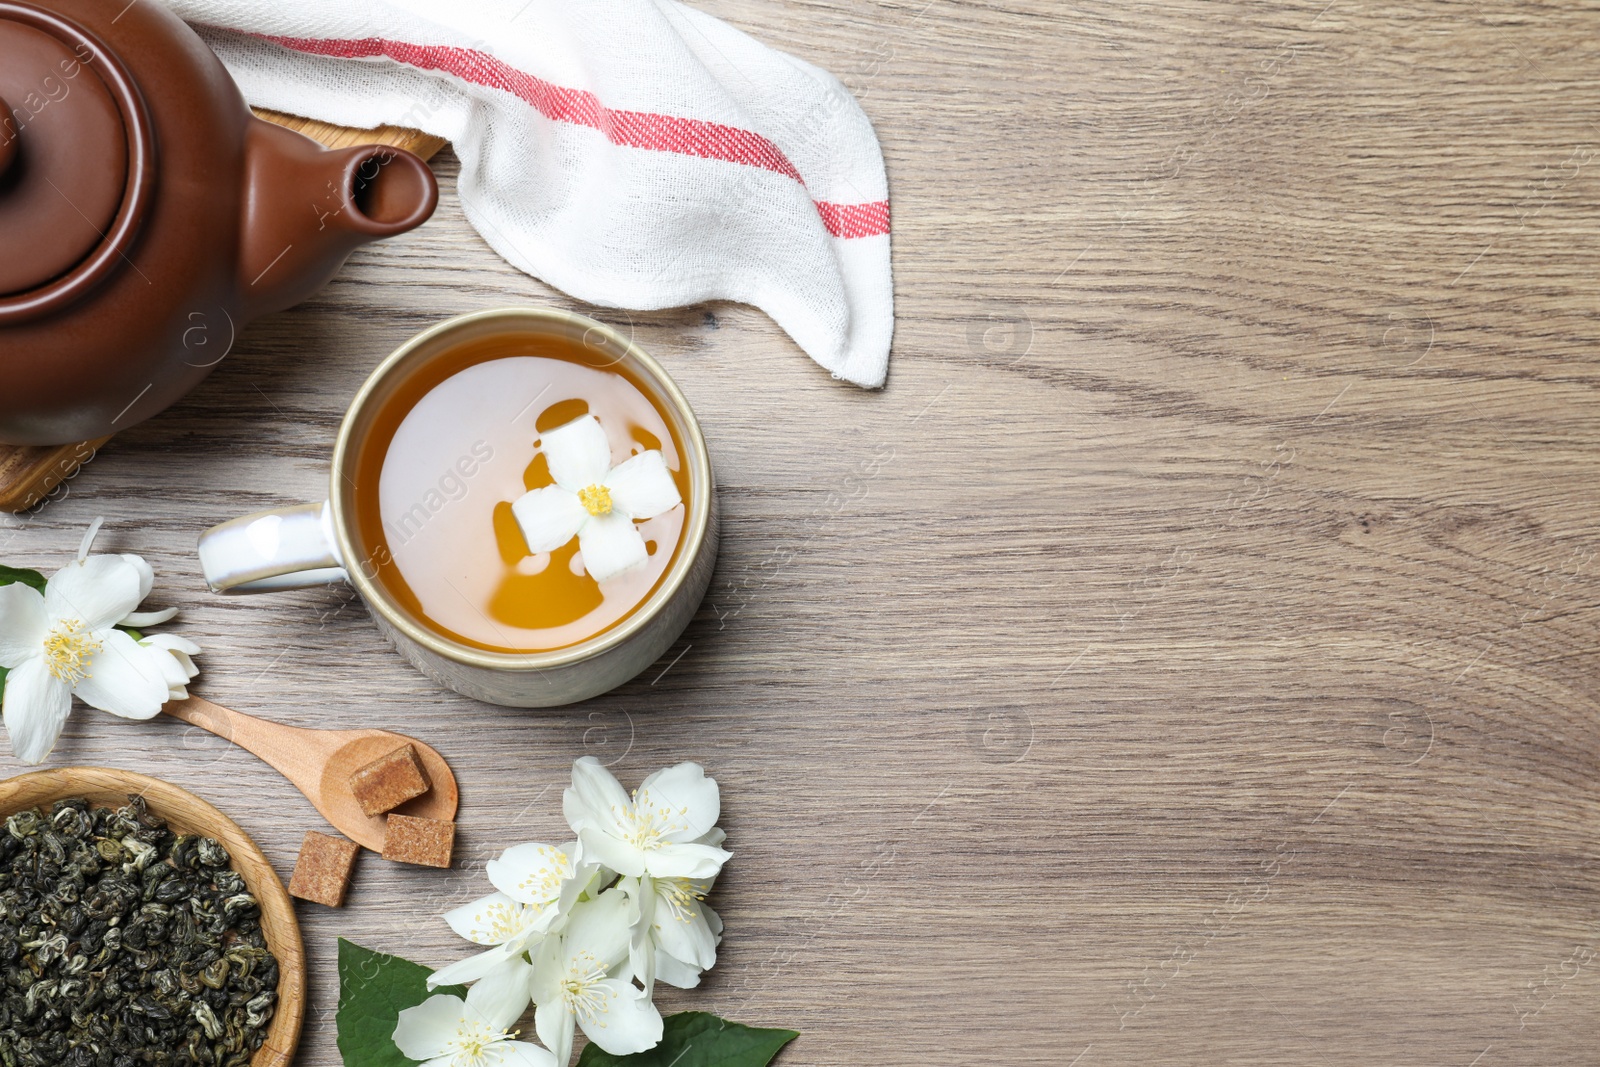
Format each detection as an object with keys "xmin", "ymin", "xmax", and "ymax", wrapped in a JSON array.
[{"xmin": 197, "ymin": 501, "xmax": 347, "ymax": 594}]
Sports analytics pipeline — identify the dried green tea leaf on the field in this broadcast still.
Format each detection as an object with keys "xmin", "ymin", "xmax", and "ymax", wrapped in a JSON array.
[{"xmin": 0, "ymin": 796, "xmax": 279, "ymax": 1067}]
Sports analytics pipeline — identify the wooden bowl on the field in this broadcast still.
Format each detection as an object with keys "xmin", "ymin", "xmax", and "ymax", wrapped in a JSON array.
[{"xmin": 0, "ymin": 767, "xmax": 305, "ymax": 1067}]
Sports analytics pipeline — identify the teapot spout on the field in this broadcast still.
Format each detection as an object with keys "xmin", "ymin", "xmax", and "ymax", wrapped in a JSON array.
[{"xmin": 238, "ymin": 119, "xmax": 438, "ymax": 319}]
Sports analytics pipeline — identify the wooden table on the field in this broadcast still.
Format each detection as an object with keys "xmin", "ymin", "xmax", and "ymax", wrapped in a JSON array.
[{"xmin": 3, "ymin": 1, "xmax": 1598, "ymax": 1063}]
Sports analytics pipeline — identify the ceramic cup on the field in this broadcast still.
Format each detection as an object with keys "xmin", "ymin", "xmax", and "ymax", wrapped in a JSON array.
[{"xmin": 196, "ymin": 308, "xmax": 718, "ymax": 707}]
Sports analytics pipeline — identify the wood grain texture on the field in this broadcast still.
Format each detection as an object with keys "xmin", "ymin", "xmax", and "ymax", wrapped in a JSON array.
[
  {"xmin": 0, "ymin": 767, "xmax": 306, "ymax": 1067},
  {"xmin": 2, "ymin": 0, "xmax": 1599, "ymax": 1063}
]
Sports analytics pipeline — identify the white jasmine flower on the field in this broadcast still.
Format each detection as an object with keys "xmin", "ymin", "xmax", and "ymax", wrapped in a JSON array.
[
  {"xmin": 414, "ymin": 761, "xmax": 734, "ymax": 1067},
  {"xmin": 395, "ymin": 958, "xmax": 553, "ymax": 1067},
  {"xmin": 116, "ymin": 548, "xmax": 180, "ymax": 629},
  {"xmin": 140, "ymin": 633, "xmax": 202, "ymax": 700},
  {"xmin": 0, "ymin": 520, "xmax": 200, "ymax": 764},
  {"xmin": 510, "ymin": 415, "xmax": 682, "ymax": 583},
  {"xmin": 530, "ymin": 889, "xmax": 662, "ymax": 1066},
  {"xmin": 429, "ymin": 842, "xmax": 601, "ymax": 989},
  {"xmin": 620, "ymin": 863, "xmax": 724, "ymax": 995},
  {"xmin": 429, "ymin": 894, "xmax": 552, "ymax": 989},
  {"xmin": 564, "ymin": 758, "xmax": 731, "ymax": 880}
]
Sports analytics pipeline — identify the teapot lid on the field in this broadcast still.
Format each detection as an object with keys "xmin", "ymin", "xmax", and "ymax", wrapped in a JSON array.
[{"xmin": 0, "ymin": 2, "xmax": 154, "ymax": 320}]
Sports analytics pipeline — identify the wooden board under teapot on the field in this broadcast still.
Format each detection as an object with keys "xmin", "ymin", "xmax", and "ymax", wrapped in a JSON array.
[{"xmin": 0, "ymin": 110, "xmax": 445, "ymax": 514}]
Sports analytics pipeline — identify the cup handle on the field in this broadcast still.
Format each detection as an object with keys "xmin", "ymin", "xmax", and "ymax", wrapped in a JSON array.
[{"xmin": 197, "ymin": 501, "xmax": 348, "ymax": 594}]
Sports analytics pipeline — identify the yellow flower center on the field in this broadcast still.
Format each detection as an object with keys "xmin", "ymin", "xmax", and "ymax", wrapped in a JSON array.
[
  {"xmin": 42, "ymin": 619, "xmax": 100, "ymax": 685},
  {"xmin": 659, "ymin": 878, "xmax": 710, "ymax": 924},
  {"xmin": 614, "ymin": 789, "xmax": 691, "ymax": 852},
  {"xmin": 560, "ymin": 952, "xmax": 611, "ymax": 1020},
  {"xmin": 516, "ymin": 848, "xmax": 573, "ymax": 904},
  {"xmin": 578, "ymin": 484, "xmax": 613, "ymax": 517},
  {"xmin": 472, "ymin": 899, "xmax": 535, "ymax": 943},
  {"xmin": 449, "ymin": 1019, "xmax": 517, "ymax": 1066}
]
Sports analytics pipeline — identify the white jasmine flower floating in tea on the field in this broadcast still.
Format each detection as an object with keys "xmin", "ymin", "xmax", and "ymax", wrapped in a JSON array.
[
  {"xmin": 511, "ymin": 414, "xmax": 682, "ymax": 583},
  {"xmin": 0, "ymin": 519, "xmax": 201, "ymax": 764},
  {"xmin": 416, "ymin": 757, "xmax": 731, "ymax": 1065}
]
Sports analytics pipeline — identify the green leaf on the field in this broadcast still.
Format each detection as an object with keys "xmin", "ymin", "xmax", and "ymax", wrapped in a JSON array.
[
  {"xmin": 117, "ymin": 625, "xmax": 143, "ymax": 641},
  {"xmin": 577, "ymin": 1012, "xmax": 799, "ymax": 1067},
  {"xmin": 332, "ymin": 943, "xmax": 799, "ymax": 1067},
  {"xmin": 0, "ymin": 565, "xmax": 45, "ymax": 593},
  {"xmin": 336, "ymin": 939, "xmax": 466, "ymax": 1067}
]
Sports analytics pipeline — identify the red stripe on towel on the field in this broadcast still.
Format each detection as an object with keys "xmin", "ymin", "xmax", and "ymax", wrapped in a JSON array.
[{"xmin": 257, "ymin": 33, "xmax": 892, "ymax": 238}]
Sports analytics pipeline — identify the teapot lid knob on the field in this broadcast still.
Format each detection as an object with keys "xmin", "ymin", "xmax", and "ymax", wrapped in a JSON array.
[{"xmin": 0, "ymin": 96, "xmax": 14, "ymax": 179}]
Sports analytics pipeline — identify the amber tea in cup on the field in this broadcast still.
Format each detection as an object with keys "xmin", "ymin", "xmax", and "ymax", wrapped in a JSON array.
[
  {"xmin": 349, "ymin": 332, "xmax": 691, "ymax": 653},
  {"xmin": 198, "ymin": 308, "xmax": 718, "ymax": 707}
]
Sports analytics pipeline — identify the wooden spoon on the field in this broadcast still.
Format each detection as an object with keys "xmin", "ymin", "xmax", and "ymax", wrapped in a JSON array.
[{"xmin": 162, "ymin": 695, "xmax": 458, "ymax": 852}]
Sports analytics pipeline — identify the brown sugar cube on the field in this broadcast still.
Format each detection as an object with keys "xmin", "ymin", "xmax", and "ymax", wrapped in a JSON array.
[
  {"xmin": 289, "ymin": 831, "xmax": 360, "ymax": 907},
  {"xmin": 382, "ymin": 813, "xmax": 455, "ymax": 868},
  {"xmin": 349, "ymin": 743, "xmax": 433, "ymax": 817}
]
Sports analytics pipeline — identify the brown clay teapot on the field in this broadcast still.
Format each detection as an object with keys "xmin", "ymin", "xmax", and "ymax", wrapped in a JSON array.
[{"xmin": 0, "ymin": 0, "xmax": 439, "ymax": 445}]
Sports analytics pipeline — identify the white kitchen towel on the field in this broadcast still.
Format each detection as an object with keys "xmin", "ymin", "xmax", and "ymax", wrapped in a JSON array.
[{"xmin": 162, "ymin": 0, "xmax": 894, "ymax": 387}]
